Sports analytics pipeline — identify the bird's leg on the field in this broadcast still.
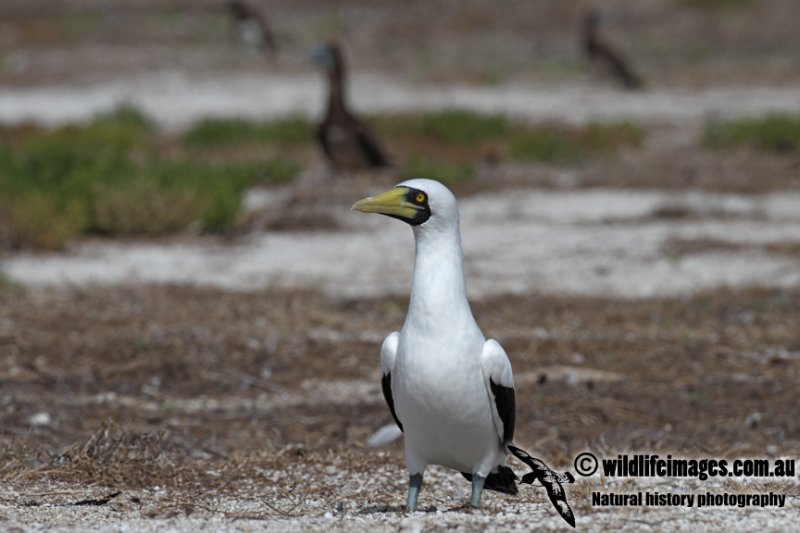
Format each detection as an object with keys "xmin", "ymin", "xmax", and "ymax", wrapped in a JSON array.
[
  {"xmin": 469, "ymin": 475, "xmax": 486, "ymax": 508},
  {"xmin": 407, "ymin": 473, "xmax": 423, "ymax": 512}
]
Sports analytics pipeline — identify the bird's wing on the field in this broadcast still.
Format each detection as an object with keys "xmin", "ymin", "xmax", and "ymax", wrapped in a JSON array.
[
  {"xmin": 352, "ymin": 118, "xmax": 390, "ymax": 167},
  {"xmin": 315, "ymin": 122, "xmax": 334, "ymax": 161},
  {"xmin": 594, "ymin": 41, "xmax": 644, "ymax": 89},
  {"xmin": 253, "ymin": 14, "xmax": 277, "ymax": 51},
  {"xmin": 380, "ymin": 331, "xmax": 403, "ymax": 432},
  {"xmin": 480, "ymin": 339, "xmax": 515, "ymax": 446}
]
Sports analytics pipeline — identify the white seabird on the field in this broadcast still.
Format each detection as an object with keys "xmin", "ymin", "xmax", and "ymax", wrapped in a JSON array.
[{"xmin": 352, "ymin": 179, "xmax": 574, "ymax": 524}]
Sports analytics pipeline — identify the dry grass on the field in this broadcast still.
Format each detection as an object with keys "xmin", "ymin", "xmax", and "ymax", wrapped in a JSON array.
[
  {"xmin": 579, "ymin": 138, "xmax": 800, "ymax": 193},
  {"xmin": 663, "ymin": 237, "xmax": 800, "ymax": 258},
  {"xmin": 3, "ymin": 0, "xmax": 800, "ymax": 86},
  {"xmin": 0, "ymin": 284, "xmax": 798, "ymax": 499},
  {"xmin": 7, "ymin": 421, "xmax": 195, "ymax": 488}
]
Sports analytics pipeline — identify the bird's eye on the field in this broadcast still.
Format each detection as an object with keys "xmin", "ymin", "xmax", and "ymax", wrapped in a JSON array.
[{"xmin": 415, "ymin": 193, "xmax": 426, "ymax": 203}]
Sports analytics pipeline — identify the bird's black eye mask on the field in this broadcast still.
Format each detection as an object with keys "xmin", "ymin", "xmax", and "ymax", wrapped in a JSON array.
[
  {"xmin": 351, "ymin": 185, "xmax": 431, "ymax": 225},
  {"xmin": 394, "ymin": 187, "xmax": 431, "ymax": 226}
]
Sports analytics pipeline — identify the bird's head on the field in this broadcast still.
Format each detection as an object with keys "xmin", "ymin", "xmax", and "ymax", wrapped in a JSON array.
[
  {"xmin": 583, "ymin": 8, "xmax": 602, "ymax": 31},
  {"xmin": 226, "ymin": 0, "xmax": 247, "ymax": 17},
  {"xmin": 351, "ymin": 178, "xmax": 458, "ymax": 231},
  {"xmin": 310, "ymin": 42, "xmax": 343, "ymax": 73}
]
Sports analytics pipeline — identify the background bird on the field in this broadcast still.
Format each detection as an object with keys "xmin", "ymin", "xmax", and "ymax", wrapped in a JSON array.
[
  {"xmin": 310, "ymin": 42, "xmax": 390, "ymax": 172},
  {"xmin": 352, "ymin": 179, "xmax": 574, "ymax": 525},
  {"xmin": 226, "ymin": 0, "xmax": 277, "ymax": 56},
  {"xmin": 581, "ymin": 8, "xmax": 645, "ymax": 90}
]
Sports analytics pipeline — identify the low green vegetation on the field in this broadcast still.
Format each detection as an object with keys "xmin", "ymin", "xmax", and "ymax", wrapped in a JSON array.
[
  {"xmin": 703, "ymin": 114, "xmax": 800, "ymax": 152},
  {"xmin": 0, "ymin": 106, "xmax": 644, "ymax": 249},
  {"xmin": 375, "ymin": 109, "xmax": 644, "ymax": 166},
  {"xmin": 510, "ymin": 121, "xmax": 644, "ymax": 162},
  {"xmin": 0, "ymin": 270, "xmax": 13, "ymax": 289},
  {"xmin": 183, "ymin": 116, "xmax": 315, "ymax": 147},
  {"xmin": 0, "ymin": 106, "xmax": 300, "ymax": 249},
  {"xmin": 378, "ymin": 110, "xmax": 509, "ymax": 146},
  {"xmin": 402, "ymin": 156, "xmax": 475, "ymax": 186},
  {"xmin": 677, "ymin": 0, "xmax": 753, "ymax": 9}
]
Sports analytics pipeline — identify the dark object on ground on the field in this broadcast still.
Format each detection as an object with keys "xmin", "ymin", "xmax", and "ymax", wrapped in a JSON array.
[
  {"xmin": 582, "ymin": 9, "xmax": 645, "ymax": 90},
  {"xmin": 311, "ymin": 42, "xmax": 390, "ymax": 171},
  {"xmin": 226, "ymin": 0, "xmax": 277, "ymax": 55},
  {"xmin": 73, "ymin": 491, "xmax": 122, "ymax": 507}
]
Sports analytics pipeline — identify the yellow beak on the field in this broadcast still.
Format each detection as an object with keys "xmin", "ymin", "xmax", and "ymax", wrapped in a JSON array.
[{"xmin": 351, "ymin": 187, "xmax": 422, "ymax": 219}]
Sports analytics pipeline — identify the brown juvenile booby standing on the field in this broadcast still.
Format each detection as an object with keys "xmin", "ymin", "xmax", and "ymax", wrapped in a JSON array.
[
  {"xmin": 582, "ymin": 9, "xmax": 645, "ymax": 90},
  {"xmin": 311, "ymin": 43, "xmax": 390, "ymax": 171},
  {"xmin": 226, "ymin": 0, "xmax": 277, "ymax": 55}
]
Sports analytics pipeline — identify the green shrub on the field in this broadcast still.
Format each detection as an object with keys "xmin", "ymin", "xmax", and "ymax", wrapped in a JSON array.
[
  {"xmin": 10, "ymin": 138, "xmax": 136, "ymax": 199},
  {"xmin": 510, "ymin": 121, "xmax": 643, "ymax": 163},
  {"xmin": 703, "ymin": 114, "xmax": 800, "ymax": 152},
  {"xmin": 0, "ymin": 106, "xmax": 280, "ymax": 247},
  {"xmin": 510, "ymin": 130, "xmax": 585, "ymax": 163},
  {"xmin": 417, "ymin": 110, "xmax": 509, "ymax": 145},
  {"xmin": 182, "ymin": 116, "xmax": 315, "ymax": 148},
  {"xmin": 8, "ymin": 192, "xmax": 88, "ymax": 249},
  {"xmin": 376, "ymin": 110, "xmax": 509, "ymax": 145},
  {"xmin": 678, "ymin": 0, "xmax": 753, "ymax": 9},
  {"xmin": 0, "ymin": 105, "xmax": 644, "ymax": 249},
  {"xmin": 91, "ymin": 180, "xmax": 200, "ymax": 236},
  {"xmin": 402, "ymin": 156, "xmax": 475, "ymax": 186},
  {"xmin": 375, "ymin": 110, "xmax": 643, "ymax": 164},
  {"xmin": 263, "ymin": 158, "xmax": 300, "ymax": 185},
  {"xmin": 582, "ymin": 122, "xmax": 645, "ymax": 153},
  {"xmin": 38, "ymin": 104, "xmax": 154, "ymax": 155},
  {"xmin": 149, "ymin": 161, "xmax": 264, "ymax": 232}
]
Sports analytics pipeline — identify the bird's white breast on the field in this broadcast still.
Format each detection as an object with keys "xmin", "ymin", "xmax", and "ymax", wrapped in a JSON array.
[{"xmin": 394, "ymin": 321, "xmax": 498, "ymax": 473}]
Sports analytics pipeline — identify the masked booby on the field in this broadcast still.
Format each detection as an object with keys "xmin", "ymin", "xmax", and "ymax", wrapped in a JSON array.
[
  {"xmin": 311, "ymin": 43, "xmax": 390, "ymax": 171},
  {"xmin": 352, "ymin": 179, "xmax": 575, "ymax": 526}
]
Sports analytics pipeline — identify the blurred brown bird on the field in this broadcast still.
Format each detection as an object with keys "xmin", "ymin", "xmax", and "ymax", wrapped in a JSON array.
[
  {"xmin": 582, "ymin": 9, "xmax": 645, "ymax": 90},
  {"xmin": 311, "ymin": 43, "xmax": 390, "ymax": 172},
  {"xmin": 226, "ymin": 0, "xmax": 277, "ymax": 55}
]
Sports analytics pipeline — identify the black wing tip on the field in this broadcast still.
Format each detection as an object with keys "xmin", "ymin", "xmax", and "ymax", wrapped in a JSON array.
[
  {"xmin": 380, "ymin": 373, "xmax": 403, "ymax": 432},
  {"xmin": 489, "ymin": 379, "xmax": 516, "ymax": 445}
]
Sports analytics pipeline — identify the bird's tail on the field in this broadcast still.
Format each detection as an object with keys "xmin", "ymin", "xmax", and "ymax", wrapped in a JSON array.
[
  {"xmin": 366, "ymin": 423, "xmax": 403, "ymax": 448},
  {"xmin": 508, "ymin": 444, "xmax": 576, "ymax": 528}
]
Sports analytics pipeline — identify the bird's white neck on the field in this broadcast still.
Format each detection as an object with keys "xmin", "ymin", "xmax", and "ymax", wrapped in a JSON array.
[{"xmin": 405, "ymin": 222, "xmax": 477, "ymax": 337}]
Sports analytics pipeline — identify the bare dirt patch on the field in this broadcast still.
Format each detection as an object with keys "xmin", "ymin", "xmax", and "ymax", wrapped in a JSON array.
[
  {"xmin": 0, "ymin": 285, "xmax": 797, "ymax": 529},
  {"xmin": 663, "ymin": 237, "xmax": 800, "ymax": 258},
  {"xmin": 4, "ymin": 0, "xmax": 800, "ymax": 87}
]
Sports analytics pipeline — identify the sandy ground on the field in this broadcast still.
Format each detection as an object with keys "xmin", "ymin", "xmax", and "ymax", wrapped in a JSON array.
[
  {"xmin": 1, "ymin": 284, "xmax": 799, "ymax": 531},
  {"xmin": 2, "ymin": 475, "xmax": 798, "ymax": 532},
  {"xmin": 2, "ymin": 69, "xmax": 800, "ymax": 533},
  {"xmin": 2, "ymin": 1, "xmax": 800, "ymax": 530},
  {"xmin": 5, "ymin": 187, "xmax": 800, "ymax": 298},
  {"xmin": 4, "ymin": 72, "xmax": 800, "ymax": 130}
]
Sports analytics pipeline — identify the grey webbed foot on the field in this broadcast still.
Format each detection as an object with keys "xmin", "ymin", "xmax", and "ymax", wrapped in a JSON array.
[
  {"xmin": 407, "ymin": 473, "xmax": 423, "ymax": 512},
  {"xmin": 469, "ymin": 474, "xmax": 486, "ymax": 508}
]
